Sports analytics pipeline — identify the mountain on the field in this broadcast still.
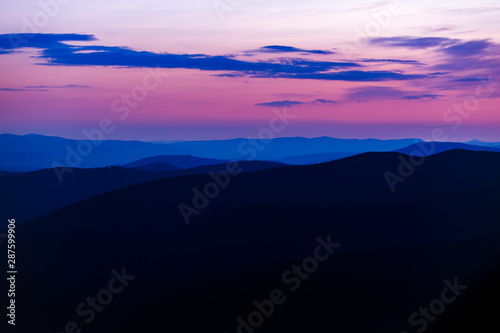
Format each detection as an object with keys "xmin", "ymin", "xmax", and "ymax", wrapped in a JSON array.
[
  {"xmin": 0, "ymin": 133, "xmax": 189, "ymax": 169},
  {"xmin": 0, "ymin": 161, "xmax": 284, "ymax": 223},
  {"xmin": 12, "ymin": 149, "xmax": 500, "ymax": 332},
  {"xmin": 0, "ymin": 133, "xmax": 422, "ymax": 170},
  {"xmin": 465, "ymin": 139, "xmax": 500, "ymax": 147},
  {"xmin": 122, "ymin": 154, "xmax": 229, "ymax": 169},
  {"xmin": 395, "ymin": 141, "xmax": 500, "ymax": 156},
  {"xmin": 277, "ymin": 152, "xmax": 359, "ymax": 165},
  {"xmin": 19, "ymin": 149, "xmax": 500, "ymax": 235},
  {"xmin": 164, "ymin": 136, "xmax": 422, "ymax": 160},
  {"xmin": 126, "ymin": 162, "xmax": 181, "ymax": 172},
  {"xmin": 0, "ymin": 170, "xmax": 19, "ymax": 177}
]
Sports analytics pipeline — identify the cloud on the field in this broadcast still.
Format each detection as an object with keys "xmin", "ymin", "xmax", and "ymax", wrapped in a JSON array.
[
  {"xmin": 345, "ymin": 86, "xmax": 443, "ymax": 101},
  {"xmin": 255, "ymin": 100, "xmax": 305, "ymax": 107},
  {"xmin": 454, "ymin": 77, "xmax": 492, "ymax": 82},
  {"xmin": 433, "ymin": 57, "xmax": 500, "ymax": 71},
  {"xmin": 256, "ymin": 99, "xmax": 338, "ymax": 107},
  {"xmin": 428, "ymin": 72, "xmax": 449, "ymax": 76},
  {"xmin": 0, "ymin": 33, "xmax": 97, "ymax": 52},
  {"xmin": 313, "ymin": 99, "xmax": 337, "ymax": 104},
  {"xmin": 401, "ymin": 94, "xmax": 443, "ymax": 100},
  {"xmin": 0, "ymin": 84, "xmax": 91, "ymax": 92},
  {"xmin": 0, "ymin": 33, "xmax": 428, "ymax": 83},
  {"xmin": 212, "ymin": 73, "xmax": 246, "ymax": 78},
  {"xmin": 369, "ymin": 36, "xmax": 455, "ymax": 49},
  {"xmin": 370, "ymin": 36, "xmax": 494, "ymax": 58},
  {"xmin": 370, "ymin": 36, "xmax": 499, "ymax": 74},
  {"xmin": 257, "ymin": 71, "xmax": 426, "ymax": 81},
  {"xmin": 254, "ymin": 45, "xmax": 335, "ymax": 55},
  {"xmin": 361, "ymin": 58, "xmax": 423, "ymax": 65},
  {"xmin": 0, "ymin": 88, "xmax": 48, "ymax": 92},
  {"xmin": 441, "ymin": 40, "xmax": 491, "ymax": 57},
  {"xmin": 24, "ymin": 85, "xmax": 92, "ymax": 89},
  {"xmin": 346, "ymin": 86, "xmax": 405, "ymax": 101}
]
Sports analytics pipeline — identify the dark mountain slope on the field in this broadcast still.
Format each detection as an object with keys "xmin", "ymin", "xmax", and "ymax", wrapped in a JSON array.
[
  {"xmin": 122, "ymin": 154, "xmax": 229, "ymax": 169},
  {"xmin": 19, "ymin": 149, "xmax": 500, "ymax": 235},
  {"xmin": 276, "ymin": 151, "xmax": 359, "ymax": 165},
  {"xmin": 9, "ymin": 149, "xmax": 500, "ymax": 332},
  {"xmin": 126, "ymin": 161, "xmax": 181, "ymax": 171},
  {"xmin": 0, "ymin": 161, "xmax": 284, "ymax": 223},
  {"xmin": 13, "ymin": 200, "xmax": 500, "ymax": 332},
  {"xmin": 395, "ymin": 141, "xmax": 500, "ymax": 156}
]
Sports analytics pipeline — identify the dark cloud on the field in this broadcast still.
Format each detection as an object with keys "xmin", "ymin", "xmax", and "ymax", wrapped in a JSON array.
[
  {"xmin": 454, "ymin": 77, "xmax": 492, "ymax": 82},
  {"xmin": 256, "ymin": 99, "xmax": 337, "ymax": 107},
  {"xmin": 0, "ymin": 33, "xmax": 96, "ymax": 51},
  {"xmin": 254, "ymin": 45, "xmax": 335, "ymax": 55},
  {"xmin": 0, "ymin": 88, "xmax": 48, "ymax": 92},
  {"xmin": 428, "ymin": 72, "xmax": 449, "ymax": 76},
  {"xmin": 258, "ymin": 71, "xmax": 426, "ymax": 81},
  {"xmin": 401, "ymin": 94, "xmax": 443, "ymax": 100},
  {"xmin": 0, "ymin": 33, "xmax": 428, "ymax": 83},
  {"xmin": 313, "ymin": 99, "xmax": 337, "ymax": 104},
  {"xmin": 255, "ymin": 100, "xmax": 304, "ymax": 107},
  {"xmin": 371, "ymin": 36, "xmax": 494, "ymax": 58},
  {"xmin": 212, "ymin": 73, "xmax": 246, "ymax": 78},
  {"xmin": 441, "ymin": 40, "xmax": 491, "ymax": 57}
]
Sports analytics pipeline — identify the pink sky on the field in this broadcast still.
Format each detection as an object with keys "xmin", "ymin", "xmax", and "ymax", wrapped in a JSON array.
[{"xmin": 0, "ymin": 0, "xmax": 499, "ymax": 141}]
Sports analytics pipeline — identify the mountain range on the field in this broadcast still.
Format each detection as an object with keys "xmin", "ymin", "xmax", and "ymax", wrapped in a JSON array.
[{"xmin": 8, "ymin": 148, "xmax": 500, "ymax": 333}]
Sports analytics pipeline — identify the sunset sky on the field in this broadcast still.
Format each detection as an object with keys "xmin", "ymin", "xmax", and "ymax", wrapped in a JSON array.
[{"xmin": 0, "ymin": 0, "xmax": 499, "ymax": 141}]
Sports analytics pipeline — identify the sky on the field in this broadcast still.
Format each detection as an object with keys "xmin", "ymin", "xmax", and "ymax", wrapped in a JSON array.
[{"xmin": 0, "ymin": 0, "xmax": 499, "ymax": 141}]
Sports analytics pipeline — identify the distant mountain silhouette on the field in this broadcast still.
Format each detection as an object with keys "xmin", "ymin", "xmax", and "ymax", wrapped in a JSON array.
[
  {"xmin": 277, "ymin": 152, "xmax": 359, "ymax": 165},
  {"xmin": 19, "ymin": 149, "xmax": 500, "ymax": 235},
  {"xmin": 0, "ymin": 161, "xmax": 284, "ymax": 223},
  {"xmin": 465, "ymin": 139, "xmax": 500, "ymax": 147},
  {"xmin": 122, "ymin": 154, "xmax": 229, "ymax": 169},
  {"xmin": 0, "ymin": 133, "xmax": 422, "ymax": 170},
  {"xmin": 0, "ymin": 170, "xmax": 19, "ymax": 177},
  {"xmin": 126, "ymin": 162, "xmax": 181, "ymax": 172},
  {"xmin": 395, "ymin": 141, "xmax": 500, "ymax": 156},
  {"xmin": 165, "ymin": 136, "xmax": 422, "ymax": 160},
  {"xmin": 12, "ymin": 149, "xmax": 500, "ymax": 333}
]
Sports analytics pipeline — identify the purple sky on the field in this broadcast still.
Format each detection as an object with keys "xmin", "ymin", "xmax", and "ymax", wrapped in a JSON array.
[{"xmin": 0, "ymin": 0, "xmax": 499, "ymax": 141}]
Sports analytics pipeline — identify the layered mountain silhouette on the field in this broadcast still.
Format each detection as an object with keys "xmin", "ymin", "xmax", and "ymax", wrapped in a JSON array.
[
  {"xmin": 10, "ymin": 149, "xmax": 500, "ymax": 332},
  {"xmin": 276, "ymin": 152, "xmax": 359, "ymax": 165},
  {"xmin": 465, "ymin": 139, "xmax": 500, "ymax": 147},
  {"xmin": 121, "ymin": 154, "xmax": 229, "ymax": 169},
  {"xmin": 0, "ymin": 170, "xmax": 18, "ymax": 177},
  {"xmin": 0, "ymin": 160, "xmax": 284, "ymax": 223},
  {"xmin": 19, "ymin": 149, "xmax": 500, "ymax": 235},
  {"xmin": 0, "ymin": 134, "xmax": 422, "ymax": 170},
  {"xmin": 395, "ymin": 141, "xmax": 500, "ymax": 156}
]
